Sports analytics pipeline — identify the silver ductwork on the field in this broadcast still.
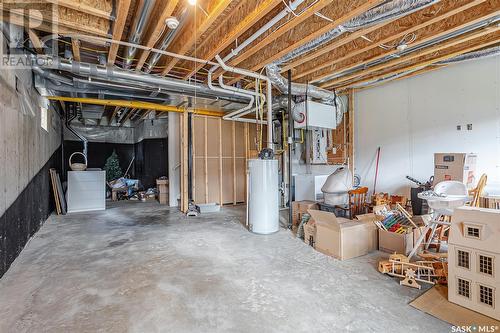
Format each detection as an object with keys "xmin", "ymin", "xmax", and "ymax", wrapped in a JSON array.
[
  {"xmin": 266, "ymin": 0, "xmax": 440, "ymax": 123},
  {"xmin": 36, "ymin": 57, "xmax": 249, "ymax": 103},
  {"xmin": 352, "ymin": 46, "xmax": 500, "ymax": 89},
  {"xmin": 124, "ymin": 0, "xmax": 157, "ymax": 69},
  {"xmin": 277, "ymin": 0, "xmax": 440, "ymax": 65},
  {"xmin": 145, "ymin": 7, "xmax": 189, "ymax": 73},
  {"xmin": 435, "ymin": 45, "xmax": 500, "ymax": 65}
]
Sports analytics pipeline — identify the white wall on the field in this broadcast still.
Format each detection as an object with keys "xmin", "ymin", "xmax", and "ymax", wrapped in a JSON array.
[{"xmin": 354, "ymin": 56, "xmax": 500, "ymax": 196}]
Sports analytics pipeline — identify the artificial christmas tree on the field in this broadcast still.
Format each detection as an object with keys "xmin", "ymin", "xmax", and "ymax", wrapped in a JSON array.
[{"xmin": 104, "ymin": 150, "xmax": 122, "ymax": 181}]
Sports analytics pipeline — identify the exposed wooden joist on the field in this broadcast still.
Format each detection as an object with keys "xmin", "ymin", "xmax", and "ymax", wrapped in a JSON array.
[
  {"xmin": 226, "ymin": 0, "xmax": 335, "ymax": 68},
  {"xmin": 134, "ymin": 0, "xmax": 180, "ymax": 71},
  {"xmin": 336, "ymin": 35, "xmax": 500, "ymax": 90},
  {"xmin": 223, "ymin": 0, "xmax": 385, "ymax": 84},
  {"xmin": 107, "ymin": 0, "xmax": 132, "ymax": 66},
  {"xmin": 2, "ymin": 7, "xmax": 109, "ymax": 36},
  {"xmin": 47, "ymin": 0, "xmax": 113, "ymax": 20},
  {"xmin": 71, "ymin": 38, "xmax": 81, "ymax": 62},
  {"xmin": 320, "ymin": 13, "xmax": 500, "ymax": 87},
  {"xmin": 183, "ymin": 0, "xmax": 283, "ymax": 80},
  {"xmin": 161, "ymin": 0, "xmax": 233, "ymax": 76},
  {"xmin": 285, "ymin": 0, "xmax": 487, "ymax": 73},
  {"xmin": 303, "ymin": 0, "xmax": 493, "ymax": 83}
]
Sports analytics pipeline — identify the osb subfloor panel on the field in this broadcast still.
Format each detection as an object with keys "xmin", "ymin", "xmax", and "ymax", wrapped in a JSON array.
[{"xmin": 0, "ymin": 201, "xmax": 450, "ymax": 332}]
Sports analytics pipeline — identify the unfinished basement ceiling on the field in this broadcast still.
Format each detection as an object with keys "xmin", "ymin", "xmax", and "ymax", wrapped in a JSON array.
[{"xmin": 2, "ymin": 0, "xmax": 499, "ymax": 125}]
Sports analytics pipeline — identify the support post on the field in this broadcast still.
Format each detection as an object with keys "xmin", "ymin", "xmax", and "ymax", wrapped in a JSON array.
[{"xmin": 287, "ymin": 69, "xmax": 294, "ymax": 229}]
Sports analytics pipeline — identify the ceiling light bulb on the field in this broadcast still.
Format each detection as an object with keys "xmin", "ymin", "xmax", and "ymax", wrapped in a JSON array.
[{"xmin": 188, "ymin": 0, "xmax": 196, "ymax": 5}]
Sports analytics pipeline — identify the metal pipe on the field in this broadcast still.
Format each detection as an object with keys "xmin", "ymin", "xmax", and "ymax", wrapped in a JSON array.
[
  {"xmin": 37, "ymin": 57, "xmax": 248, "ymax": 102},
  {"xmin": 124, "ymin": 0, "xmax": 157, "ymax": 69},
  {"xmin": 66, "ymin": 103, "xmax": 88, "ymax": 157},
  {"xmin": 46, "ymin": 96, "xmax": 225, "ymax": 117},
  {"xmin": 145, "ymin": 7, "xmax": 189, "ymax": 73}
]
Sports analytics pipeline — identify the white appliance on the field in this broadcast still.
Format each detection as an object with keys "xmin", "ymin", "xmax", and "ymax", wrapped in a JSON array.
[
  {"xmin": 294, "ymin": 174, "xmax": 329, "ymax": 201},
  {"xmin": 321, "ymin": 167, "xmax": 353, "ymax": 205},
  {"xmin": 293, "ymin": 100, "xmax": 337, "ymax": 129},
  {"xmin": 247, "ymin": 159, "xmax": 279, "ymax": 234},
  {"xmin": 67, "ymin": 170, "xmax": 106, "ymax": 213}
]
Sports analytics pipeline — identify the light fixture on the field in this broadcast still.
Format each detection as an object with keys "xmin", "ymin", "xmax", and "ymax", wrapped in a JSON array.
[
  {"xmin": 165, "ymin": 17, "xmax": 179, "ymax": 29},
  {"xmin": 396, "ymin": 43, "xmax": 408, "ymax": 53},
  {"xmin": 188, "ymin": 0, "xmax": 196, "ymax": 5}
]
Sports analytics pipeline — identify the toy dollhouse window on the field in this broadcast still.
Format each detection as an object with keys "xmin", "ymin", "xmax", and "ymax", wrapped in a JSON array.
[
  {"xmin": 457, "ymin": 278, "xmax": 471, "ymax": 298},
  {"xmin": 479, "ymin": 285, "xmax": 494, "ymax": 307},
  {"xmin": 464, "ymin": 223, "xmax": 482, "ymax": 240},
  {"xmin": 457, "ymin": 250, "xmax": 470, "ymax": 269},
  {"xmin": 479, "ymin": 255, "xmax": 494, "ymax": 276}
]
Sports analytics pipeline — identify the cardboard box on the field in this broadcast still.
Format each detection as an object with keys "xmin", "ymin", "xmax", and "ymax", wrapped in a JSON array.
[
  {"xmin": 156, "ymin": 178, "xmax": 168, "ymax": 185},
  {"xmin": 292, "ymin": 200, "xmax": 318, "ymax": 226},
  {"xmin": 308, "ymin": 209, "xmax": 378, "ymax": 260},
  {"xmin": 434, "ymin": 153, "xmax": 477, "ymax": 188},
  {"xmin": 303, "ymin": 220, "xmax": 316, "ymax": 247},
  {"xmin": 158, "ymin": 192, "xmax": 168, "ymax": 205},
  {"xmin": 157, "ymin": 184, "xmax": 168, "ymax": 194},
  {"xmin": 378, "ymin": 229, "xmax": 414, "ymax": 255}
]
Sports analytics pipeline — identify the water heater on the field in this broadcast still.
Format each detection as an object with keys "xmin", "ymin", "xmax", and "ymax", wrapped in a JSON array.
[{"xmin": 247, "ymin": 159, "xmax": 279, "ymax": 234}]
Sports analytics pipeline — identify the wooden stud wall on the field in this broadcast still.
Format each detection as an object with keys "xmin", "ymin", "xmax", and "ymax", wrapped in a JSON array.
[{"xmin": 191, "ymin": 116, "xmax": 264, "ymax": 205}]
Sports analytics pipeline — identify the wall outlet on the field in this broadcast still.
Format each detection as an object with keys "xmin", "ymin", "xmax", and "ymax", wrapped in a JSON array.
[
  {"xmin": 467, "ymin": 124, "xmax": 472, "ymax": 130},
  {"xmin": 457, "ymin": 125, "xmax": 462, "ymax": 131}
]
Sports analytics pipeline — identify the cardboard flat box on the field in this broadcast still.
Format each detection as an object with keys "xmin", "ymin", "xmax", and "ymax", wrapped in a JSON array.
[
  {"xmin": 434, "ymin": 153, "xmax": 477, "ymax": 188},
  {"xmin": 308, "ymin": 209, "xmax": 378, "ymax": 260}
]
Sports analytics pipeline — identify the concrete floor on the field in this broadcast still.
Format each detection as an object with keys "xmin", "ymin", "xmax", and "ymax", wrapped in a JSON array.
[{"xmin": 0, "ymin": 201, "xmax": 450, "ymax": 332}]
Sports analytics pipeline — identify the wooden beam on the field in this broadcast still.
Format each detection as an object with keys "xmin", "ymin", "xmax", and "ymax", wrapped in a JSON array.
[
  {"xmin": 2, "ymin": 7, "xmax": 109, "ymax": 36},
  {"xmin": 109, "ymin": 106, "xmax": 120, "ymax": 123},
  {"xmin": 347, "ymin": 89, "xmax": 354, "ymax": 184},
  {"xmin": 285, "ymin": 0, "xmax": 486, "ymax": 74},
  {"xmin": 222, "ymin": 0, "xmax": 385, "ymax": 84},
  {"xmin": 71, "ymin": 38, "xmax": 81, "ymax": 62},
  {"xmin": 336, "ymin": 36, "xmax": 500, "ymax": 89},
  {"xmin": 320, "ymin": 21, "xmax": 500, "ymax": 88},
  {"xmin": 323, "ymin": 26, "xmax": 500, "ymax": 88},
  {"xmin": 46, "ymin": 0, "xmax": 113, "ymax": 20},
  {"xmin": 227, "ymin": 0, "xmax": 335, "ymax": 68},
  {"xmin": 134, "ymin": 0, "xmax": 179, "ymax": 71},
  {"xmin": 107, "ymin": 0, "xmax": 131, "ymax": 66},
  {"xmin": 305, "ymin": 0, "xmax": 493, "ymax": 83},
  {"xmin": 161, "ymin": 0, "xmax": 233, "ymax": 76},
  {"xmin": 183, "ymin": 0, "xmax": 283, "ymax": 80}
]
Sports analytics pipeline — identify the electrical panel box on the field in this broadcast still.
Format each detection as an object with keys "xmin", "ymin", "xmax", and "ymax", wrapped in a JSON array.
[{"xmin": 294, "ymin": 100, "xmax": 337, "ymax": 129}]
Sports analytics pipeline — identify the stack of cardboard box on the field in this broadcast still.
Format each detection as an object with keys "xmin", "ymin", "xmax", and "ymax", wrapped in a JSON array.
[{"xmin": 157, "ymin": 178, "xmax": 168, "ymax": 205}]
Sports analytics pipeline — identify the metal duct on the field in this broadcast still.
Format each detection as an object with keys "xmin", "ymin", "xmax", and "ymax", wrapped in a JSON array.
[
  {"xmin": 352, "ymin": 46, "xmax": 500, "ymax": 89},
  {"xmin": 266, "ymin": 63, "xmax": 346, "ymax": 125},
  {"xmin": 266, "ymin": 0, "xmax": 440, "ymax": 124},
  {"xmin": 124, "ymin": 0, "xmax": 157, "ymax": 69},
  {"xmin": 277, "ymin": 0, "xmax": 440, "ymax": 65},
  {"xmin": 435, "ymin": 45, "xmax": 500, "ymax": 65},
  {"xmin": 145, "ymin": 7, "xmax": 189, "ymax": 73},
  {"xmin": 36, "ymin": 57, "xmax": 249, "ymax": 103}
]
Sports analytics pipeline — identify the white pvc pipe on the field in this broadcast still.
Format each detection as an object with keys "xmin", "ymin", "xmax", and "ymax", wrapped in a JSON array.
[{"xmin": 215, "ymin": 55, "xmax": 273, "ymax": 149}]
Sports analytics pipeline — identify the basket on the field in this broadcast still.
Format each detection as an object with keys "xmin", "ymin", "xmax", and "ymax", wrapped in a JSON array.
[{"xmin": 69, "ymin": 152, "xmax": 87, "ymax": 171}]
